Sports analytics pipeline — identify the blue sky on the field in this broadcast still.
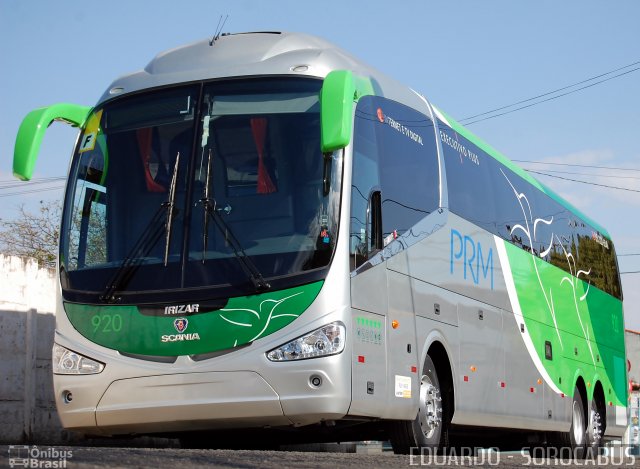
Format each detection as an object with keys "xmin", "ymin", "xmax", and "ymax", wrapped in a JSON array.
[{"xmin": 1, "ymin": 0, "xmax": 639, "ymax": 328}]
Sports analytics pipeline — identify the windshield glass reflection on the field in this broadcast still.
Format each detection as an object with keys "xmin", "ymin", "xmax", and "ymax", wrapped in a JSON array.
[{"xmin": 60, "ymin": 78, "xmax": 342, "ymax": 303}]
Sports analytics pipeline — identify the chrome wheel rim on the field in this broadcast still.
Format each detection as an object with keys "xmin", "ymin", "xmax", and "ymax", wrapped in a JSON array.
[
  {"xmin": 418, "ymin": 374, "xmax": 441, "ymax": 439},
  {"xmin": 589, "ymin": 407, "xmax": 602, "ymax": 446},
  {"xmin": 572, "ymin": 399, "xmax": 585, "ymax": 445}
]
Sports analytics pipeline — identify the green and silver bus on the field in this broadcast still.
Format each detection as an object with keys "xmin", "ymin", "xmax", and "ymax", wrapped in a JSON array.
[{"xmin": 12, "ymin": 32, "xmax": 627, "ymax": 453}]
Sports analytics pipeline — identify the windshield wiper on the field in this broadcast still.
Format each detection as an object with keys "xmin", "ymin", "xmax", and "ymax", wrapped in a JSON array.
[
  {"xmin": 100, "ymin": 154, "xmax": 181, "ymax": 303},
  {"xmin": 100, "ymin": 205, "xmax": 176, "ymax": 302},
  {"xmin": 164, "ymin": 152, "xmax": 180, "ymax": 266},
  {"xmin": 201, "ymin": 149, "xmax": 213, "ymax": 263},
  {"xmin": 199, "ymin": 149, "xmax": 270, "ymax": 292}
]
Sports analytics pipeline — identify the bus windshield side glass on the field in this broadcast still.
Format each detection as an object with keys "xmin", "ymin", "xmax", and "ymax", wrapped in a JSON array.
[{"xmin": 60, "ymin": 78, "xmax": 341, "ymax": 303}]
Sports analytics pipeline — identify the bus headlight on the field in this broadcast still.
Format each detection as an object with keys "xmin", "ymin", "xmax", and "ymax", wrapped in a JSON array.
[
  {"xmin": 53, "ymin": 343, "xmax": 105, "ymax": 374},
  {"xmin": 266, "ymin": 322, "xmax": 345, "ymax": 361}
]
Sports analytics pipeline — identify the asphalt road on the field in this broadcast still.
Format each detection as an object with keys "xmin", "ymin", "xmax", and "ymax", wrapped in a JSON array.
[{"xmin": 3, "ymin": 445, "xmax": 640, "ymax": 468}]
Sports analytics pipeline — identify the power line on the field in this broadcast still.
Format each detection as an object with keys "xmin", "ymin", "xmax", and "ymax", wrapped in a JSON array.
[
  {"xmin": 0, "ymin": 176, "xmax": 66, "ymax": 199},
  {"xmin": 0, "ymin": 177, "xmax": 66, "ymax": 190},
  {"xmin": 515, "ymin": 160, "xmax": 640, "ymax": 172},
  {"xmin": 0, "ymin": 185, "xmax": 65, "ymax": 198},
  {"xmin": 460, "ymin": 63, "xmax": 640, "ymax": 125},
  {"xmin": 0, "ymin": 176, "xmax": 65, "ymax": 184},
  {"xmin": 621, "ymin": 271, "xmax": 640, "ymax": 275},
  {"xmin": 0, "ymin": 176, "xmax": 65, "ymax": 183},
  {"xmin": 526, "ymin": 169, "xmax": 640, "ymax": 193},
  {"xmin": 521, "ymin": 167, "xmax": 640, "ymax": 181},
  {"xmin": 619, "ymin": 253, "xmax": 640, "ymax": 257},
  {"xmin": 460, "ymin": 60, "xmax": 640, "ymax": 122}
]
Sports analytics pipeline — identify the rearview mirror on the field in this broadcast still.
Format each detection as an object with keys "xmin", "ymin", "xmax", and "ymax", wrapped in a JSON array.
[
  {"xmin": 13, "ymin": 103, "xmax": 91, "ymax": 181},
  {"xmin": 320, "ymin": 70, "xmax": 377, "ymax": 153},
  {"xmin": 320, "ymin": 70, "xmax": 355, "ymax": 153}
]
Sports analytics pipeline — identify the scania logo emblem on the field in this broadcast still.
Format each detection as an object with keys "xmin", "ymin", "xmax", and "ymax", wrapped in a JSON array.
[
  {"xmin": 174, "ymin": 318, "xmax": 188, "ymax": 333},
  {"xmin": 162, "ymin": 318, "xmax": 200, "ymax": 343}
]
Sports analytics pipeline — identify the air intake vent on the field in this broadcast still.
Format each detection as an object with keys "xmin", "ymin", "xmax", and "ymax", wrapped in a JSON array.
[{"xmin": 119, "ymin": 352, "xmax": 177, "ymax": 363}]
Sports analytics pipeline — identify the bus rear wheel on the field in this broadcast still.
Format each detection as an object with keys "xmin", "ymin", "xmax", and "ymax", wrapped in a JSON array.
[
  {"xmin": 567, "ymin": 386, "xmax": 587, "ymax": 458},
  {"xmin": 587, "ymin": 398, "xmax": 604, "ymax": 454},
  {"xmin": 388, "ymin": 355, "xmax": 449, "ymax": 454}
]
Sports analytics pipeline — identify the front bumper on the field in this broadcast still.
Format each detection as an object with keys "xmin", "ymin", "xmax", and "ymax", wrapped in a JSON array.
[
  {"xmin": 53, "ymin": 348, "xmax": 351, "ymax": 436},
  {"xmin": 95, "ymin": 371, "xmax": 288, "ymax": 434}
]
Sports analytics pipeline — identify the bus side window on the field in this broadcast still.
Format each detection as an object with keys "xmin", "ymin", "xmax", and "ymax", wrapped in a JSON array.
[
  {"xmin": 350, "ymin": 95, "xmax": 439, "ymax": 271},
  {"xmin": 442, "ymin": 125, "xmax": 496, "ymax": 236},
  {"xmin": 350, "ymin": 98, "xmax": 380, "ymax": 270},
  {"xmin": 375, "ymin": 98, "xmax": 438, "ymax": 241}
]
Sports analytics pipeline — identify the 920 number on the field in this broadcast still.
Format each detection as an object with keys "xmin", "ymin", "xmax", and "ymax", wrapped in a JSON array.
[{"xmin": 91, "ymin": 314, "xmax": 123, "ymax": 333}]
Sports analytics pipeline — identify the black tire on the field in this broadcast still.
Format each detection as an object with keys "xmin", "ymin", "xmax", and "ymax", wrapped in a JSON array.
[
  {"xmin": 388, "ymin": 355, "xmax": 449, "ymax": 454},
  {"xmin": 586, "ymin": 398, "xmax": 604, "ymax": 455}
]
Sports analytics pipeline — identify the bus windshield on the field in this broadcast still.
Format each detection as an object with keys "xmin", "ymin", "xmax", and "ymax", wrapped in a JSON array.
[{"xmin": 60, "ymin": 78, "xmax": 342, "ymax": 304}]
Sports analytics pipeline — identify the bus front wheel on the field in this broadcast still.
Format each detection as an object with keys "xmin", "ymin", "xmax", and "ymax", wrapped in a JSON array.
[{"xmin": 388, "ymin": 354, "xmax": 449, "ymax": 454}]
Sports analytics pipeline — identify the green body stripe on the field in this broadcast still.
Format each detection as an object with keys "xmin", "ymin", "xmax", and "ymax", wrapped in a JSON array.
[
  {"xmin": 65, "ymin": 281, "xmax": 323, "ymax": 357},
  {"xmin": 503, "ymin": 241, "xmax": 626, "ymax": 405}
]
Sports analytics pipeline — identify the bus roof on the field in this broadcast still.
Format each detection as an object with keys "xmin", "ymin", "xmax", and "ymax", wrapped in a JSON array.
[
  {"xmin": 97, "ymin": 31, "xmax": 611, "ymax": 240},
  {"xmin": 97, "ymin": 32, "xmax": 364, "ymax": 105},
  {"xmin": 98, "ymin": 31, "xmax": 423, "ymax": 112}
]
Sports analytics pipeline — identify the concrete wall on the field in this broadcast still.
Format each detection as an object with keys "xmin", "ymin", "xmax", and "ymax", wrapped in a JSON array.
[
  {"xmin": 0, "ymin": 309, "xmax": 66, "ymax": 444},
  {"xmin": 0, "ymin": 254, "xmax": 63, "ymax": 444},
  {"xmin": 627, "ymin": 329, "xmax": 640, "ymax": 384},
  {"xmin": 0, "ymin": 254, "xmax": 176, "ymax": 447},
  {"xmin": 627, "ymin": 330, "xmax": 640, "ymax": 448},
  {"xmin": 0, "ymin": 254, "xmax": 56, "ymax": 313}
]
